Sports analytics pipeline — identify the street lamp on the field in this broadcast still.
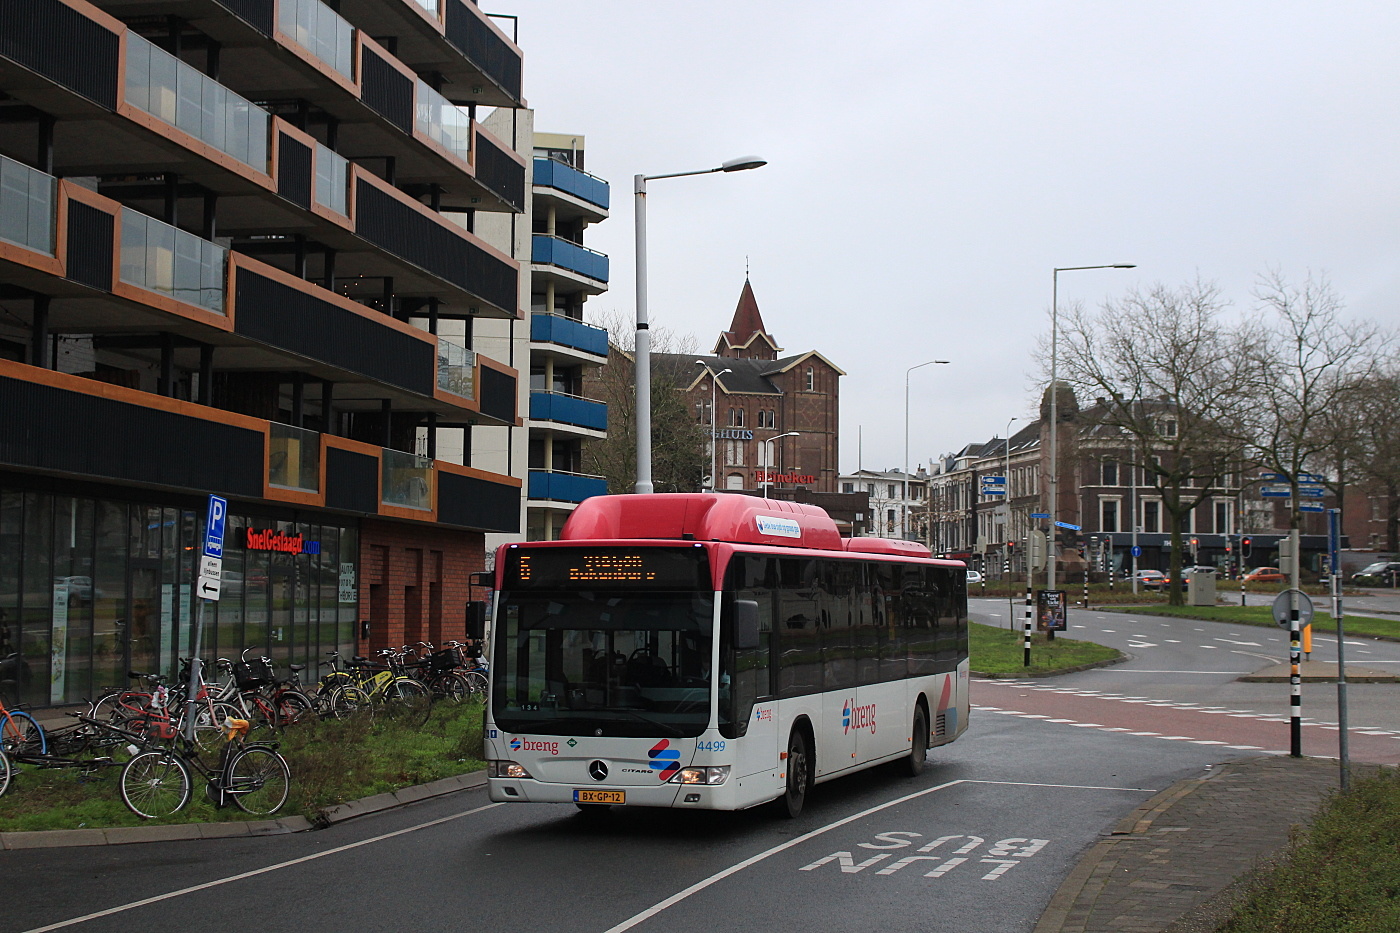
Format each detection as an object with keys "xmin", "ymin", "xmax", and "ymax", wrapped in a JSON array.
[
  {"xmin": 904, "ymin": 360, "xmax": 949, "ymax": 539},
  {"xmin": 1048, "ymin": 264, "xmax": 1134, "ymax": 590},
  {"xmin": 634, "ymin": 156, "xmax": 767, "ymax": 493},
  {"xmin": 694, "ymin": 360, "xmax": 731, "ymax": 491},
  {"xmin": 1003, "ymin": 416, "xmax": 1018, "ymax": 577},
  {"xmin": 760, "ymin": 431, "xmax": 800, "ymax": 500}
]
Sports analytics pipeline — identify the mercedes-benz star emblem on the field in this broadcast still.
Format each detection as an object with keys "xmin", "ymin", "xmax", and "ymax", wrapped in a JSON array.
[{"xmin": 588, "ymin": 760, "xmax": 608, "ymax": 781}]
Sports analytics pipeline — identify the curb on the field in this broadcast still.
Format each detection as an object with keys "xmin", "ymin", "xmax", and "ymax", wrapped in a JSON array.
[{"xmin": 0, "ymin": 770, "xmax": 487, "ymax": 849}]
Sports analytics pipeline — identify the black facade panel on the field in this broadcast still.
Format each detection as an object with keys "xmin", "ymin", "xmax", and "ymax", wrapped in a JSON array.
[
  {"xmin": 438, "ymin": 470, "xmax": 519, "ymax": 533},
  {"xmin": 442, "ymin": 0, "xmax": 522, "ymax": 103},
  {"xmin": 64, "ymin": 201, "xmax": 114, "ymax": 291},
  {"xmin": 0, "ymin": 0, "xmax": 119, "ymax": 109},
  {"xmin": 354, "ymin": 180, "xmax": 516, "ymax": 314},
  {"xmin": 215, "ymin": 0, "xmax": 273, "ymax": 35},
  {"xmin": 0, "ymin": 375, "xmax": 264, "ymax": 495},
  {"xmin": 277, "ymin": 134, "xmax": 313, "ymax": 209},
  {"xmin": 234, "ymin": 269, "xmax": 436, "ymax": 397},
  {"xmin": 474, "ymin": 134, "xmax": 525, "ymax": 212},
  {"xmin": 325, "ymin": 446, "xmax": 378, "ymax": 513},
  {"xmin": 478, "ymin": 365, "xmax": 515, "ymax": 424},
  {"xmin": 360, "ymin": 48, "xmax": 413, "ymax": 134}
]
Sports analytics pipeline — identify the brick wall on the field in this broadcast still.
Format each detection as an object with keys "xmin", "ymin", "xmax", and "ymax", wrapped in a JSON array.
[{"xmin": 358, "ymin": 519, "xmax": 487, "ymax": 652}]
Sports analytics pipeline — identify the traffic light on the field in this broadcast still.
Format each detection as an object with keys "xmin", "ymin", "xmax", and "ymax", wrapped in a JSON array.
[
  {"xmin": 1006, "ymin": 541, "xmax": 1015, "ymax": 551},
  {"xmin": 1241, "ymin": 536, "xmax": 1252, "ymax": 557}
]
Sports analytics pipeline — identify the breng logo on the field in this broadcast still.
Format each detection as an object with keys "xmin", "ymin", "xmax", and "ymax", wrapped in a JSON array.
[
  {"xmin": 649, "ymin": 740, "xmax": 681, "ymax": 781},
  {"xmin": 843, "ymin": 698, "xmax": 876, "ymax": 735},
  {"xmin": 509, "ymin": 737, "xmax": 560, "ymax": 755}
]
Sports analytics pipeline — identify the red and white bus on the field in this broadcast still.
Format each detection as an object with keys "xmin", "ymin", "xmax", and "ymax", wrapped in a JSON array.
[{"xmin": 483, "ymin": 493, "xmax": 970, "ymax": 816}]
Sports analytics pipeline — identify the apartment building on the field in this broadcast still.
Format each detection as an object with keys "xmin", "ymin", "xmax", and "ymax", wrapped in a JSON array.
[{"xmin": 0, "ymin": 0, "xmax": 534, "ymax": 706}]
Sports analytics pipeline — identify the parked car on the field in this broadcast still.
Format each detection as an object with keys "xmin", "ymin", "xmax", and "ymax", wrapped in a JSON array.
[
  {"xmin": 1242, "ymin": 567, "xmax": 1287, "ymax": 583},
  {"xmin": 1134, "ymin": 570, "xmax": 1168, "ymax": 590},
  {"xmin": 966, "ymin": 570, "xmax": 984, "ymax": 585},
  {"xmin": 1352, "ymin": 561, "xmax": 1400, "ymax": 587}
]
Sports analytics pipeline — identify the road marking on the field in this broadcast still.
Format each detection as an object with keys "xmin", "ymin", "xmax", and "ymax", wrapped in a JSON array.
[
  {"xmin": 18, "ymin": 802, "xmax": 505, "ymax": 933},
  {"xmin": 600, "ymin": 779, "xmax": 1156, "ymax": 933},
  {"xmin": 1127, "ymin": 642, "xmax": 1157, "ymax": 648}
]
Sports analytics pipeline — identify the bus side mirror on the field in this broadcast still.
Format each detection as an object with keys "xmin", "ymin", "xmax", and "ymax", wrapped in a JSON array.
[
  {"xmin": 733, "ymin": 600, "xmax": 761, "ymax": 650},
  {"xmin": 466, "ymin": 601, "xmax": 487, "ymax": 641}
]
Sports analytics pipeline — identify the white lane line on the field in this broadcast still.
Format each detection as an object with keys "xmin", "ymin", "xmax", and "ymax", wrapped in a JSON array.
[
  {"xmin": 19, "ymin": 802, "xmax": 505, "ymax": 933},
  {"xmin": 1225, "ymin": 745, "xmax": 1264, "ymax": 750},
  {"xmin": 600, "ymin": 778, "xmax": 1156, "ymax": 933}
]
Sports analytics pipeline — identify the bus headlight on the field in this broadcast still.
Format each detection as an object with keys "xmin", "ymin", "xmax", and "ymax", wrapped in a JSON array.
[
  {"xmin": 488, "ymin": 761, "xmax": 533, "ymax": 779},
  {"xmin": 670, "ymin": 766, "xmax": 730, "ymax": 785}
]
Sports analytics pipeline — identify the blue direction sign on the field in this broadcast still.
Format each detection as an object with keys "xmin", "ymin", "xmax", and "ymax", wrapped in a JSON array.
[
  {"xmin": 203, "ymin": 495, "xmax": 228, "ymax": 559},
  {"xmin": 1261, "ymin": 488, "xmax": 1291, "ymax": 498},
  {"xmin": 980, "ymin": 475, "xmax": 1006, "ymax": 485},
  {"xmin": 1030, "ymin": 512, "xmax": 1050, "ymax": 519},
  {"xmin": 1261, "ymin": 472, "xmax": 1286, "ymax": 481},
  {"xmin": 1055, "ymin": 521, "xmax": 1081, "ymax": 531},
  {"xmin": 1298, "ymin": 486, "xmax": 1325, "ymax": 499},
  {"xmin": 1131, "ymin": 545, "xmax": 1142, "ymax": 557},
  {"xmin": 1299, "ymin": 503, "xmax": 1326, "ymax": 513}
]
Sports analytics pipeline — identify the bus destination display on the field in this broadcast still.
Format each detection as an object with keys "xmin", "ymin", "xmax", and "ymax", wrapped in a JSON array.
[{"xmin": 504, "ymin": 547, "xmax": 708, "ymax": 589}]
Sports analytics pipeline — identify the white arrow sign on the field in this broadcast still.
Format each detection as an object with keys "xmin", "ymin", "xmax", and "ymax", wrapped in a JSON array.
[{"xmin": 198, "ymin": 555, "xmax": 223, "ymax": 602}]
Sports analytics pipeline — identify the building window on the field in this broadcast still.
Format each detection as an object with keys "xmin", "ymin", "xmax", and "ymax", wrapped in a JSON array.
[
  {"xmin": 1101, "ymin": 499, "xmax": 1119, "ymax": 533},
  {"xmin": 887, "ymin": 484, "xmax": 897, "ymax": 498},
  {"xmin": 1143, "ymin": 500, "xmax": 1160, "ymax": 534},
  {"xmin": 1101, "ymin": 460, "xmax": 1118, "ymax": 485},
  {"xmin": 725, "ymin": 439, "xmax": 745, "ymax": 466},
  {"xmin": 866, "ymin": 483, "xmax": 875, "ymax": 495},
  {"xmin": 1214, "ymin": 501, "xmax": 1230, "ymax": 534},
  {"xmin": 727, "ymin": 408, "xmax": 745, "ymax": 427},
  {"xmin": 805, "ymin": 367, "xmax": 814, "ymax": 391},
  {"xmin": 1372, "ymin": 498, "xmax": 1384, "ymax": 521},
  {"xmin": 725, "ymin": 472, "xmax": 744, "ymax": 490},
  {"xmin": 1158, "ymin": 418, "xmax": 1177, "ymax": 437},
  {"xmin": 842, "ymin": 482, "xmax": 854, "ymax": 493}
]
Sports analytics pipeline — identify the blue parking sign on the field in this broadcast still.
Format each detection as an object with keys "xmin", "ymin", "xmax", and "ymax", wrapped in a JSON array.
[{"xmin": 203, "ymin": 495, "xmax": 228, "ymax": 559}]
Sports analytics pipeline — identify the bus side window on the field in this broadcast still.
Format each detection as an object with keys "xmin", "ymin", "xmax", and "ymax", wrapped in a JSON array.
[
  {"xmin": 822, "ymin": 559, "xmax": 857, "ymax": 691},
  {"xmin": 874, "ymin": 563, "xmax": 907, "ymax": 681},
  {"xmin": 777, "ymin": 558, "xmax": 822, "ymax": 697},
  {"xmin": 854, "ymin": 562, "xmax": 880, "ymax": 685},
  {"xmin": 721, "ymin": 556, "xmax": 775, "ymax": 739},
  {"xmin": 906, "ymin": 565, "xmax": 938, "ymax": 676}
]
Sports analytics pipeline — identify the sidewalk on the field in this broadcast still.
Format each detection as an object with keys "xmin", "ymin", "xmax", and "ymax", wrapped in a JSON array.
[{"xmin": 1034, "ymin": 755, "xmax": 1364, "ymax": 933}]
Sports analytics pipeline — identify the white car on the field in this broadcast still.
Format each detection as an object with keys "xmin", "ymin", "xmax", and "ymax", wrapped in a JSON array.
[{"xmin": 966, "ymin": 570, "xmax": 984, "ymax": 585}]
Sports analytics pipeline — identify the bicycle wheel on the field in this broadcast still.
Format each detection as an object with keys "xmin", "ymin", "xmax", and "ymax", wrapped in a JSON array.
[
  {"xmin": 120, "ymin": 750, "xmax": 192, "ymax": 819},
  {"xmin": 383, "ymin": 677, "xmax": 431, "ymax": 726},
  {"xmin": 243, "ymin": 694, "xmax": 281, "ymax": 740},
  {"xmin": 0, "ymin": 747, "xmax": 9, "ymax": 797},
  {"xmin": 327, "ymin": 684, "xmax": 373, "ymax": 720},
  {"xmin": 227, "ymin": 745, "xmax": 290, "ymax": 815},
  {"xmin": 430, "ymin": 672, "xmax": 470, "ymax": 704},
  {"xmin": 188, "ymin": 702, "xmax": 244, "ymax": 753},
  {"xmin": 273, "ymin": 689, "xmax": 315, "ymax": 727},
  {"xmin": 463, "ymin": 670, "xmax": 488, "ymax": 697},
  {"xmin": 1, "ymin": 710, "xmax": 46, "ymax": 756}
]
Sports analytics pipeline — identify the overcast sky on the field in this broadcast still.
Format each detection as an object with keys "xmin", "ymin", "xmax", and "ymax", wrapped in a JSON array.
[{"xmin": 499, "ymin": 1, "xmax": 1400, "ymax": 474}]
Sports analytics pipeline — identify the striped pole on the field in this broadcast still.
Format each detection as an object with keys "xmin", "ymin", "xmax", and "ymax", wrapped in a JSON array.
[
  {"xmin": 1083, "ymin": 567, "xmax": 1089, "ymax": 609},
  {"xmin": 1289, "ymin": 590, "xmax": 1302, "ymax": 757},
  {"xmin": 1023, "ymin": 532, "xmax": 1034, "ymax": 666}
]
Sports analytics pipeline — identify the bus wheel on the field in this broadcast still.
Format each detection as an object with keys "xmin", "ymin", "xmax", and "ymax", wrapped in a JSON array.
[
  {"xmin": 902, "ymin": 707, "xmax": 929, "ymax": 777},
  {"xmin": 780, "ymin": 728, "xmax": 811, "ymax": 818}
]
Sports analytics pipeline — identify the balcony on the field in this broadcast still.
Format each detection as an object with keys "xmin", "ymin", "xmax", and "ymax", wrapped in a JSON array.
[
  {"xmin": 124, "ymin": 34, "xmax": 270, "ymax": 172},
  {"xmin": 0, "ymin": 156, "xmax": 57, "ymax": 256},
  {"xmin": 529, "ymin": 313, "xmax": 608, "ymax": 358},
  {"xmin": 269, "ymin": 423, "xmax": 320, "ymax": 492},
  {"xmin": 415, "ymin": 79, "xmax": 471, "ymax": 164},
  {"xmin": 277, "ymin": 0, "xmax": 357, "ymax": 81},
  {"xmin": 119, "ymin": 209, "xmax": 227, "ymax": 313},
  {"xmin": 528, "ymin": 470, "xmax": 608, "ymax": 504},
  {"xmin": 533, "ymin": 158, "xmax": 609, "ymax": 211},
  {"xmin": 382, "ymin": 447, "xmax": 433, "ymax": 510},
  {"xmin": 437, "ymin": 337, "xmax": 475, "ymax": 399},
  {"xmin": 532, "ymin": 235, "xmax": 609, "ymax": 285},
  {"xmin": 313, "ymin": 143, "xmax": 350, "ymax": 215},
  {"xmin": 529, "ymin": 391, "xmax": 607, "ymax": 432}
]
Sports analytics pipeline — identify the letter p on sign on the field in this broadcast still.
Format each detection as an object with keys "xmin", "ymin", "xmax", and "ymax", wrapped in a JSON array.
[{"xmin": 204, "ymin": 495, "xmax": 228, "ymax": 559}]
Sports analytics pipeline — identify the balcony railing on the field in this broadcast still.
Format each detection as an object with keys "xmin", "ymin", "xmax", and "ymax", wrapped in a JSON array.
[
  {"xmin": 0, "ymin": 155, "xmax": 56, "ymax": 256},
  {"xmin": 528, "ymin": 469, "xmax": 607, "ymax": 504},
  {"xmin": 314, "ymin": 143, "xmax": 349, "ymax": 215},
  {"xmin": 531, "ymin": 235, "xmax": 608, "ymax": 283},
  {"xmin": 277, "ymin": 0, "xmax": 356, "ymax": 80},
  {"xmin": 532, "ymin": 157, "xmax": 609, "ymax": 210},
  {"xmin": 407, "ymin": 0, "xmax": 438, "ymax": 16},
  {"xmin": 269, "ymin": 422, "xmax": 320, "ymax": 491},
  {"xmin": 528, "ymin": 390, "xmax": 607, "ymax": 431},
  {"xmin": 415, "ymin": 79, "xmax": 470, "ymax": 163},
  {"xmin": 124, "ymin": 34, "xmax": 270, "ymax": 171},
  {"xmin": 382, "ymin": 448, "xmax": 433, "ymax": 510},
  {"xmin": 119, "ymin": 208, "xmax": 227, "ymax": 313},
  {"xmin": 529, "ymin": 312, "xmax": 607, "ymax": 357},
  {"xmin": 437, "ymin": 337, "xmax": 476, "ymax": 399}
]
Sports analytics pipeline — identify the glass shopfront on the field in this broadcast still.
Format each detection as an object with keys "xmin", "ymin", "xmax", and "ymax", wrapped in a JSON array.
[{"xmin": 0, "ymin": 484, "xmax": 359, "ymax": 708}]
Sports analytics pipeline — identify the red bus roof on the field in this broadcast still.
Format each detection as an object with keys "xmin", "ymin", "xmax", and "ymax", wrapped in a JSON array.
[
  {"xmin": 844, "ymin": 537, "xmax": 933, "ymax": 558},
  {"xmin": 559, "ymin": 493, "xmax": 845, "ymax": 551}
]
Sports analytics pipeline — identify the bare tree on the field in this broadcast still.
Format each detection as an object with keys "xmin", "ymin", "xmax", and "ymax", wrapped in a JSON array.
[
  {"xmin": 1055, "ymin": 280, "xmax": 1257, "ymax": 604},
  {"xmin": 581, "ymin": 310, "xmax": 709, "ymax": 494}
]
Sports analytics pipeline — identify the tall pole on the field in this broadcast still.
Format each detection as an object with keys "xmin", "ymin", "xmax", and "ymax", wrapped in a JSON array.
[
  {"xmin": 905, "ymin": 360, "xmax": 947, "ymax": 540},
  {"xmin": 695, "ymin": 361, "xmax": 730, "ymax": 491},
  {"xmin": 1048, "ymin": 264, "xmax": 1134, "ymax": 590},
  {"xmin": 762, "ymin": 431, "xmax": 800, "ymax": 500},
  {"xmin": 1004, "ymin": 416, "xmax": 1017, "ymax": 576}
]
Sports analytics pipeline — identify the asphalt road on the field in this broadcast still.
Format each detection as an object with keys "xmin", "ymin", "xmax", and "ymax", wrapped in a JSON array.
[{"xmin": 8, "ymin": 601, "xmax": 1395, "ymax": 933}]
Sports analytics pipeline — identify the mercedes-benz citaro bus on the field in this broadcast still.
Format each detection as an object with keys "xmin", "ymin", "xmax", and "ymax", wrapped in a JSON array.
[{"xmin": 483, "ymin": 493, "xmax": 970, "ymax": 817}]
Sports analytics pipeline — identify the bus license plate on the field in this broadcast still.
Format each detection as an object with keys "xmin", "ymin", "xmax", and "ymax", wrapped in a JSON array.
[{"xmin": 574, "ymin": 789, "xmax": 625, "ymax": 805}]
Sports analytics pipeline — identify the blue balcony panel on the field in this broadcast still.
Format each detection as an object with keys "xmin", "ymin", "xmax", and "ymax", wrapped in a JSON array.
[
  {"xmin": 529, "ymin": 391, "xmax": 607, "ymax": 431},
  {"xmin": 533, "ymin": 158, "xmax": 610, "ymax": 210},
  {"xmin": 530, "ymin": 313, "xmax": 608, "ymax": 357},
  {"xmin": 528, "ymin": 470, "xmax": 608, "ymax": 503},
  {"xmin": 532, "ymin": 235, "xmax": 608, "ymax": 283}
]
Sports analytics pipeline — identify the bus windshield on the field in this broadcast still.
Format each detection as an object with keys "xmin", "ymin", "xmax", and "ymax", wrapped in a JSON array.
[{"xmin": 492, "ymin": 589, "xmax": 716, "ymax": 738}]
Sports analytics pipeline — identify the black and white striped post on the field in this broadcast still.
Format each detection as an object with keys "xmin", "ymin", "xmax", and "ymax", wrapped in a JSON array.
[
  {"xmin": 1023, "ymin": 531, "xmax": 1034, "ymax": 667},
  {"xmin": 1289, "ymin": 591, "xmax": 1302, "ymax": 757}
]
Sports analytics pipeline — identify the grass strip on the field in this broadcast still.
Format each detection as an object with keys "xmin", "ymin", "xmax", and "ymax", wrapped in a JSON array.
[
  {"xmin": 0, "ymin": 700, "xmax": 487, "ymax": 832},
  {"xmin": 1095, "ymin": 604, "xmax": 1400, "ymax": 641},
  {"xmin": 1220, "ymin": 768, "xmax": 1400, "ymax": 933},
  {"xmin": 969, "ymin": 621, "xmax": 1121, "ymax": 676}
]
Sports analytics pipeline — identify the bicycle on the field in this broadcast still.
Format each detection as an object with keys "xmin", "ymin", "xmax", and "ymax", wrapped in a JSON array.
[
  {"xmin": 316, "ymin": 650, "xmax": 430, "ymax": 725},
  {"xmin": 119, "ymin": 716, "xmax": 290, "ymax": 819},
  {"xmin": 0, "ymin": 696, "xmax": 46, "ymax": 757}
]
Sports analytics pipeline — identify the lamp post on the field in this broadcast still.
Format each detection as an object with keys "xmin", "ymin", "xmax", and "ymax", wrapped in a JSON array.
[
  {"xmin": 694, "ymin": 360, "xmax": 731, "ymax": 491},
  {"xmin": 1003, "ymin": 416, "xmax": 1018, "ymax": 576},
  {"xmin": 904, "ymin": 360, "xmax": 949, "ymax": 539},
  {"xmin": 1048, "ymin": 264, "xmax": 1134, "ymax": 590},
  {"xmin": 634, "ymin": 156, "xmax": 767, "ymax": 494},
  {"xmin": 760, "ymin": 431, "xmax": 800, "ymax": 500}
]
